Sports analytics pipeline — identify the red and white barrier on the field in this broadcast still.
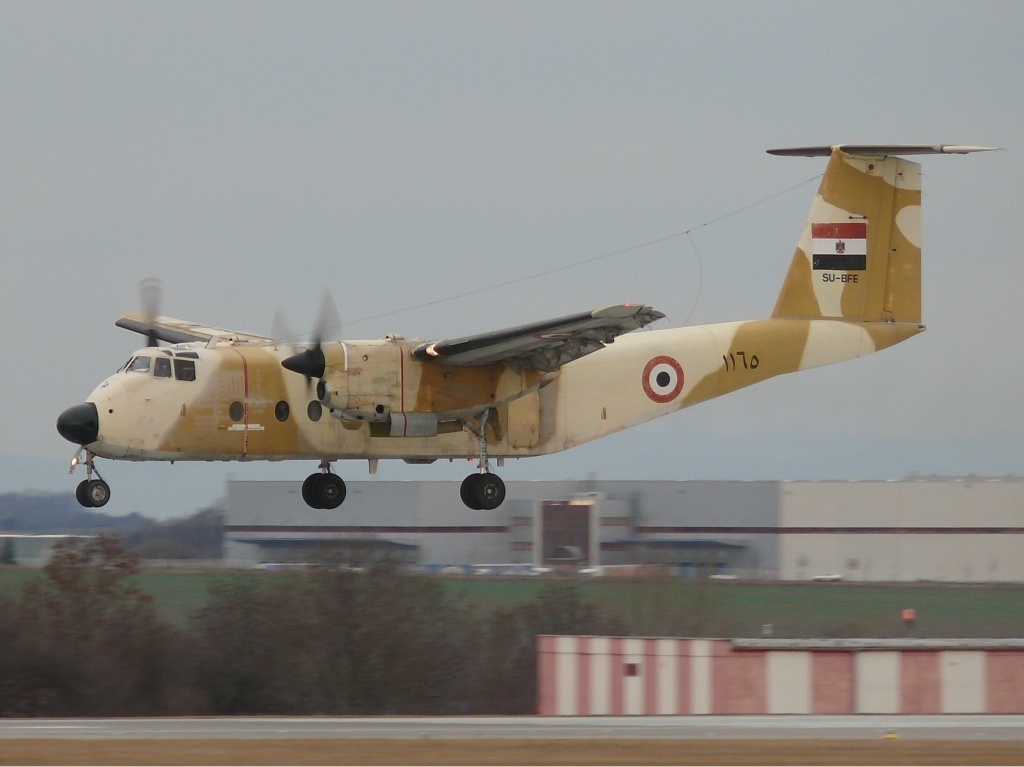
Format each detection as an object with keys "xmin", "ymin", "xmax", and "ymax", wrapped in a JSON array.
[{"xmin": 536, "ymin": 636, "xmax": 1024, "ymax": 715}]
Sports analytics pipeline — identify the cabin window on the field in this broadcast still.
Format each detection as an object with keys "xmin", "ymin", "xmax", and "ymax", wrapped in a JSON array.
[
  {"xmin": 275, "ymin": 401, "xmax": 290, "ymax": 422},
  {"xmin": 307, "ymin": 401, "xmax": 322, "ymax": 422},
  {"xmin": 173, "ymin": 359, "xmax": 197, "ymax": 382},
  {"xmin": 154, "ymin": 357, "xmax": 172, "ymax": 378},
  {"xmin": 127, "ymin": 356, "xmax": 152, "ymax": 374}
]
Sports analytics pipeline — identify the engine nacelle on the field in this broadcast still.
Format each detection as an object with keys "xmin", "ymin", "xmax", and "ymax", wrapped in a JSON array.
[{"xmin": 317, "ymin": 376, "xmax": 391, "ymax": 422}]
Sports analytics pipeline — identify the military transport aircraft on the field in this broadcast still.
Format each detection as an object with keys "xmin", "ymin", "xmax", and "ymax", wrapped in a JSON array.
[{"xmin": 57, "ymin": 144, "xmax": 992, "ymax": 511}]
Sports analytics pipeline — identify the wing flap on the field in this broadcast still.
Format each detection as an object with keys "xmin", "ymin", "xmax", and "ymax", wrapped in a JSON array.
[{"xmin": 411, "ymin": 304, "xmax": 664, "ymax": 372}]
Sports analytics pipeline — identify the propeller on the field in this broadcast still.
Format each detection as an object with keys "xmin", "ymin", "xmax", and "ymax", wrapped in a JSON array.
[
  {"xmin": 281, "ymin": 290, "xmax": 339, "ymax": 385},
  {"xmin": 271, "ymin": 309, "xmax": 298, "ymax": 351},
  {"xmin": 139, "ymin": 277, "xmax": 163, "ymax": 347}
]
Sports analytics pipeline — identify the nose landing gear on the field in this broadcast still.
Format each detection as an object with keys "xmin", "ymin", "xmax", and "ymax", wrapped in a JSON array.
[{"xmin": 69, "ymin": 449, "xmax": 110, "ymax": 508}]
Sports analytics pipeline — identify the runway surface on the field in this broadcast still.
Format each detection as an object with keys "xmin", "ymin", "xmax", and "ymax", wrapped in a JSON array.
[{"xmin": 2, "ymin": 715, "xmax": 1024, "ymax": 741}]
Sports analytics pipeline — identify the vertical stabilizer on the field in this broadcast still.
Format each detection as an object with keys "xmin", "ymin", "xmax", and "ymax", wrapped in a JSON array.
[{"xmin": 772, "ymin": 148, "xmax": 923, "ymax": 323}]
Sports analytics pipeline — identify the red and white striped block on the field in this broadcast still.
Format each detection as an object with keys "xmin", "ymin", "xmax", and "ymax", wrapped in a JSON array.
[{"xmin": 536, "ymin": 636, "xmax": 1024, "ymax": 715}]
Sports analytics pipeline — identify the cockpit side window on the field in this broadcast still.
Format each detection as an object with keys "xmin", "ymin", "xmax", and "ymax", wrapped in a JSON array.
[
  {"xmin": 127, "ymin": 356, "xmax": 152, "ymax": 374},
  {"xmin": 154, "ymin": 357, "xmax": 172, "ymax": 378},
  {"xmin": 173, "ymin": 358, "xmax": 197, "ymax": 382}
]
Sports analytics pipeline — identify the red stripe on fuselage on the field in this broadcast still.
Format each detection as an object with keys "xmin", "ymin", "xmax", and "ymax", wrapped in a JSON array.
[
  {"xmin": 400, "ymin": 349, "xmax": 407, "ymax": 436},
  {"xmin": 229, "ymin": 348, "xmax": 250, "ymax": 459}
]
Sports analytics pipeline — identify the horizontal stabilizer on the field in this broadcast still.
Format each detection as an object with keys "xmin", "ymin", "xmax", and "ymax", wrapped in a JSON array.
[{"xmin": 768, "ymin": 144, "xmax": 998, "ymax": 157}]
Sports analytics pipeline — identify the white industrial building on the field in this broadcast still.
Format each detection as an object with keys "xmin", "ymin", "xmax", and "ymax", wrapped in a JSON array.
[{"xmin": 224, "ymin": 477, "xmax": 1024, "ymax": 583}]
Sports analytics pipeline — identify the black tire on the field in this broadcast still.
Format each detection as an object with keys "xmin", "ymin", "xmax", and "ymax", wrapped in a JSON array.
[
  {"xmin": 301, "ymin": 474, "xmax": 321, "ymax": 508},
  {"xmin": 461, "ymin": 474, "xmax": 483, "ymax": 510},
  {"xmin": 75, "ymin": 480, "xmax": 92, "ymax": 508},
  {"xmin": 475, "ymin": 473, "xmax": 506, "ymax": 510},
  {"xmin": 85, "ymin": 479, "xmax": 110, "ymax": 508},
  {"xmin": 318, "ymin": 474, "xmax": 346, "ymax": 509},
  {"xmin": 462, "ymin": 473, "xmax": 504, "ymax": 510}
]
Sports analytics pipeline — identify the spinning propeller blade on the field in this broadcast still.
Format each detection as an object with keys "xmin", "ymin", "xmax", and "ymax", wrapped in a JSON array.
[
  {"xmin": 139, "ymin": 277, "xmax": 163, "ymax": 348},
  {"xmin": 280, "ymin": 291, "xmax": 339, "ymax": 384}
]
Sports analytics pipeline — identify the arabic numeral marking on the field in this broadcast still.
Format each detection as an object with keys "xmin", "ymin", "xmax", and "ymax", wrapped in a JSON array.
[{"xmin": 722, "ymin": 352, "xmax": 760, "ymax": 372}]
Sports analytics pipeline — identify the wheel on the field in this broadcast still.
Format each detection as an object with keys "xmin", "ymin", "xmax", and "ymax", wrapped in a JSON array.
[
  {"xmin": 460, "ymin": 474, "xmax": 483, "ymax": 510},
  {"xmin": 461, "ymin": 473, "xmax": 505, "ymax": 510},
  {"xmin": 317, "ymin": 474, "xmax": 346, "ymax": 509},
  {"xmin": 301, "ymin": 474, "xmax": 321, "ymax": 508},
  {"xmin": 85, "ymin": 479, "xmax": 110, "ymax": 508},
  {"xmin": 75, "ymin": 480, "xmax": 92, "ymax": 508},
  {"xmin": 475, "ymin": 473, "xmax": 506, "ymax": 510}
]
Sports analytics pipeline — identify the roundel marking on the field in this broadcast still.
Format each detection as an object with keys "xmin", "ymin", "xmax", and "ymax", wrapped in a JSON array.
[{"xmin": 642, "ymin": 356, "xmax": 684, "ymax": 404}]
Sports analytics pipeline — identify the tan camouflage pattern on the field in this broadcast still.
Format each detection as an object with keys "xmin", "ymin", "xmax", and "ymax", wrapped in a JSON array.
[
  {"xmin": 774, "ymin": 149, "xmax": 922, "ymax": 323},
  {"xmin": 83, "ymin": 148, "xmax": 930, "ymax": 468}
]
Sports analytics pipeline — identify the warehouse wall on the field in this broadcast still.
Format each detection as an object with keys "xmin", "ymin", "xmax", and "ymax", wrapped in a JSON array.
[
  {"xmin": 779, "ymin": 479, "xmax": 1024, "ymax": 581},
  {"xmin": 225, "ymin": 478, "xmax": 1024, "ymax": 581},
  {"xmin": 225, "ymin": 480, "xmax": 513, "ymax": 567}
]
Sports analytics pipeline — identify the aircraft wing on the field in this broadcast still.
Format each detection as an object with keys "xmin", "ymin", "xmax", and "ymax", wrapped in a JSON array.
[
  {"xmin": 410, "ymin": 304, "xmax": 665, "ymax": 372},
  {"xmin": 115, "ymin": 314, "xmax": 277, "ymax": 345}
]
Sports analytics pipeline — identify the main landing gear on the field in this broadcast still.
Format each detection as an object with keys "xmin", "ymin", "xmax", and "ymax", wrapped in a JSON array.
[
  {"xmin": 460, "ymin": 472, "xmax": 505, "ymax": 510},
  {"xmin": 459, "ymin": 409, "xmax": 506, "ymax": 511},
  {"xmin": 301, "ymin": 460, "xmax": 347, "ymax": 509},
  {"xmin": 296, "ymin": 409, "xmax": 506, "ymax": 512},
  {"xmin": 70, "ymin": 449, "xmax": 111, "ymax": 508}
]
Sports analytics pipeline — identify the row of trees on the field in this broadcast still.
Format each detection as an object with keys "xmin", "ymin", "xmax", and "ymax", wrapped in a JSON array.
[{"xmin": 0, "ymin": 536, "xmax": 657, "ymax": 716}]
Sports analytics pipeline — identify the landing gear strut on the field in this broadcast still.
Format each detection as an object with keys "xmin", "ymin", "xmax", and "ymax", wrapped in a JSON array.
[
  {"xmin": 301, "ymin": 460, "xmax": 347, "ymax": 509},
  {"xmin": 70, "ymin": 449, "xmax": 110, "ymax": 508},
  {"xmin": 460, "ymin": 409, "xmax": 506, "ymax": 510}
]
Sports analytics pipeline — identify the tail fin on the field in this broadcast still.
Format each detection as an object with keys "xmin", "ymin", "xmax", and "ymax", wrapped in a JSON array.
[{"xmin": 770, "ymin": 144, "xmax": 994, "ymax": 324}]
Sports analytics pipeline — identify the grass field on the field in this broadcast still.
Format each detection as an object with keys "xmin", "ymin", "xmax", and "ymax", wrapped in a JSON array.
[
  {"xmin": 4, "ymin": 566, "xmax": 1024, "ymax": 638},
  {"xmin": 441, "ymin": 577, "xmax": 1024, "ymax": 638}
]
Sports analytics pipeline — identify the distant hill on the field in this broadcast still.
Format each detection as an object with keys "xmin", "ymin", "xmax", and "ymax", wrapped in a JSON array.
[
  {"xmin": 123, "ymin": 506, "xmax": 224, "ymax": 560},
  {"xmin": 0, "ymin": 492, "xmax": 223, "ymax": 560},
  {"xmin": 0, "ymin": 492, "xmax": 154, "ymax": 534}
]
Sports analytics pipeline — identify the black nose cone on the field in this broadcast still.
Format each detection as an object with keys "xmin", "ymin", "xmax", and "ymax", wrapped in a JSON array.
[
  {"xmin": 282, "ymin": 346, "xmax": 326, "ymax": 380},
  {"xmin": 56, "ymin": 403, "xmax": 99, "ymax": 446}
]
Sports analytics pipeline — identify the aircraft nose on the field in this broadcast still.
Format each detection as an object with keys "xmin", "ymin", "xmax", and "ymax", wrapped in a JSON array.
[{"xmin": 56, "ymin": 403, "xmax": 100, "ymax": 446}]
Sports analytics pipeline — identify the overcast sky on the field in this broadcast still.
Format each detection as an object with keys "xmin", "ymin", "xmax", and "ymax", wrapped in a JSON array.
[{"xmin": 2, "ymin": 1, "xmax": 1022, "ymax": 519}]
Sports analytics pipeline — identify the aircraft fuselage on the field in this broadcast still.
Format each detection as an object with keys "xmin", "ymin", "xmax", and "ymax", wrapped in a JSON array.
[{"xmin": 76, "ymin": 318, "xmax": 921, "ymax": 464}]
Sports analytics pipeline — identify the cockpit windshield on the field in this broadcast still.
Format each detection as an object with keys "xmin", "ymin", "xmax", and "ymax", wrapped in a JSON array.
[
  {"xmin": 119, "ymin": 352, "xmax": 198, "ymax": 381},
  {"xmin": 173, "ymin": 358, "xmax": 196, "ymax": 382},
  {"xmin": 126, "ymin": 356, "xmax": 152, "ymax": 374}
]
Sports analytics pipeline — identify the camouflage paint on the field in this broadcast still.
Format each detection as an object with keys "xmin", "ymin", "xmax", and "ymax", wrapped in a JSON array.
[{"xmin": 80, "ymin": 149, "xmax": 942, "ymax": 469}]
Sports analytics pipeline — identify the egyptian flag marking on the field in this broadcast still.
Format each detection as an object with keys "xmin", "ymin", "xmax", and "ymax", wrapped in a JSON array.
[{"xmin": 812, "ymin": 222, "xmax": 867, "ymax": 270}]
